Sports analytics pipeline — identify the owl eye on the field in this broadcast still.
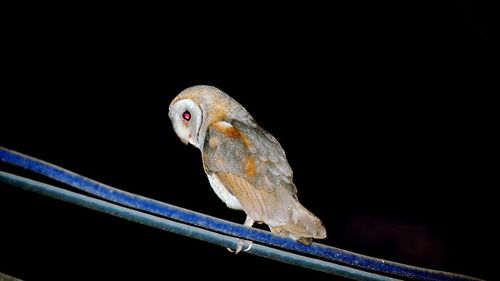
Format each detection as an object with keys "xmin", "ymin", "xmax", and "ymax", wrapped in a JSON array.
[{"xmin": 182, "ymin": 111, "xmax": 191, "ymax": 121}]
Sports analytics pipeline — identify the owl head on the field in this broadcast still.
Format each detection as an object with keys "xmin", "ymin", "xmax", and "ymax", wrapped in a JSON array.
[{"xmin": 169, "ymin": 85, "xmax": 256, "ymax": 149}]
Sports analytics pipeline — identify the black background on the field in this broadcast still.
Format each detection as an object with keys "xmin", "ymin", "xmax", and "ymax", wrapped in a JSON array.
[{"xmin": 0, "ymin": 2, "xmax": 494, "ymax": 280}]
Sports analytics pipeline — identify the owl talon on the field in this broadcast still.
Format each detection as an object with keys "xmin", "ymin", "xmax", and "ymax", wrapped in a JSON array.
[
  {"xmin": 227, "ymin": 239, "xmax": 252, "ymax": 254},
  {"xmin": 243, "ymin": 241, "xmax": 253, "ymax": 252}
]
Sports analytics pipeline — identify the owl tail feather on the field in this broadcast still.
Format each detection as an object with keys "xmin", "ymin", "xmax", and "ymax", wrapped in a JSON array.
[{"xmin": 270, "ymin": 202, "xmax": 326, "ymax": 244}]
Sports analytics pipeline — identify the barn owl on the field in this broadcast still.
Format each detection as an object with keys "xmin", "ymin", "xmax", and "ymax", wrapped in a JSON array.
[{"xmin": 169, "ymin": 85, "xmax": 326, "ymax": 251}]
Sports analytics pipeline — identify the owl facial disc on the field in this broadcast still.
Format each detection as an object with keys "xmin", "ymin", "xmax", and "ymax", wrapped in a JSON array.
[{"xmin": 169, "ymin": 98, "xmax": 203, "ymax": 147}]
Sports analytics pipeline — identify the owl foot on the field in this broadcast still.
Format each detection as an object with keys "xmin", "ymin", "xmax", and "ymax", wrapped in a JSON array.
[
  {"xmin": 227, "ymin": 239, "xmax": 253, "ymax": 254},
  {"xmin": 226, "ymin": 217, "xmax": 255, "ymax": 253}
]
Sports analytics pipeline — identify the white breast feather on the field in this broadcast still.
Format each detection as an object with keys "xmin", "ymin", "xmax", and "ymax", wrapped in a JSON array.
[{"xmin": 207, "ymin": 174, "xmax": 242, "ymax": 210}]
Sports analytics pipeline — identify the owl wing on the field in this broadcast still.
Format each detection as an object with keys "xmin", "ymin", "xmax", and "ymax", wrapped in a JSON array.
[{"xmin": 202, "ymin": 120, "xmax": 298, "ymax": 224}]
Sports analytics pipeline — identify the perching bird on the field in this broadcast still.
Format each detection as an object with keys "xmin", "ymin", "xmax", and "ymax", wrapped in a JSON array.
[{"xmin": 169, "ymin": 85, "xmax": 326, "ymax": 251}]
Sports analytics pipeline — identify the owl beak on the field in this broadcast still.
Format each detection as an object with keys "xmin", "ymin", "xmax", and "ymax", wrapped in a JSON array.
[{"xmin": 174, "ymin": 132, "xmax": 189, "ymax": 145}]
